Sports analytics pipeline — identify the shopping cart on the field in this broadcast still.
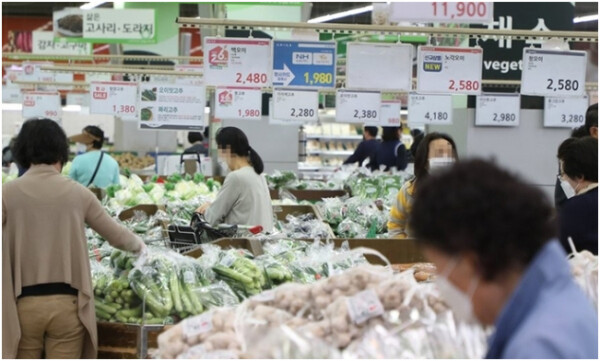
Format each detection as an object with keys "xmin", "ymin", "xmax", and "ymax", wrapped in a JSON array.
[{"xmin": 166, "ymin": 213, "xmax": 263, "ymax": 253}]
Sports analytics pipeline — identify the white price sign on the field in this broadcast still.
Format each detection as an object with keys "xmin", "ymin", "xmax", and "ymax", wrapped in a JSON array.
[
  {"xmin": 336, "ymin": 90, "xmax": 381, "ymax": 124},
  {"xmin": 139, "ymin": 83, "xmax": 206, "ymax": 130},
  {"xmin": 378, "ymin": 101, "xmax": 402, "ymax": 126},
  {"xmin": 346, "ymin": 290, "xmax": 384, "ymax": 325},
  {"xmin": 20, "ymin": 61, "xmax": 55, "ymax": 83},
  {"xmin": 417, "ymin": 46, "xmax": 483, "ymax": 95},
  {"xmin": 544, "ymin": 96, "xmax": 589, "ymax": 128},
  {"xmin": 22, "ymin": 91, "xmax": 62, "ymax": 121},
  {"xmin": 346, "ymin": 43, "xmax": 413, "ymax": 91},
  {"xmin": 2, "ymin": 86, "xmax": 23, "ymax": 104},
  {"xmin": 183, "ymin": 312, "xmax": 213, "ymax": 338},
  {"xmin": 90, "ymin": 81, "xmax": 138, "ymax": 119},
  {"xmin": 215, "ymin": 87, "xmax": 262, "ymax": 121},
  {"xmin": 271, "ymin": 88, "xmax": 319, "ymax": 125},
  {"xmin": 408, "ymin": 93, "xmax": 453, "ymax": 124},
  {"xmin": 67, "ymin": 92, "xmax": 90, "ymax": 107},
  {"xmin": 475, "ymin": 93, "xmax": 520, "ymax": 127},
  {"xmin": 521, "ymin": 49, "xmax": 587, "ymax": 97},
  {"xmin": 175, "ymin": 64, "xmax": 204, "ymax": 86},
  {"xmin": 390, "ymin": 2, "xmax": 493, "ymax": 23},
  {"xmin": 32, "ymin": 31, "xmax": 91, "ymax": 55},
  {"xmin": 204, "ymin": 37, "xmax": 272, "ymax": 87}
]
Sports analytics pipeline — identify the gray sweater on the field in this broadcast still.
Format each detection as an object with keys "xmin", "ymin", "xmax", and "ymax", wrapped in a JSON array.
[{"xmin": 205, "ymin": 166, "xmax": 274, "ymax": 232}]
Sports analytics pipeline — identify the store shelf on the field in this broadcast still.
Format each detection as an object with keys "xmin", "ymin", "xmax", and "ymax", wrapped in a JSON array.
[{"xmin": 306, "ymin": 134, "xmax": 362, "ymax": 140}]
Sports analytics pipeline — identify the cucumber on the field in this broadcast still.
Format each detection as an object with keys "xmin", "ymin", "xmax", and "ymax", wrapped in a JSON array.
[
  {"xmin": 95, "ymin": 298, "xmax": 118, "ymax": 315},
  {"xmin": 95, "ymin": 309, "xmax": 112, "ymax": 320}
]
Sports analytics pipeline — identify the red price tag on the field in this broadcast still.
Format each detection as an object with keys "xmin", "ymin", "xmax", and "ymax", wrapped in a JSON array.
[{"xmin": 235, "ymin": 72, "xmax": 268, "ymax": 85}]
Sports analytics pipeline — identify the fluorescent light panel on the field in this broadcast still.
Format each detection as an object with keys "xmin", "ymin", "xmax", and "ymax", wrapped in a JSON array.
[
  {"xmin": 573, "ymin": 14, "xmax": 599, "ymax": 23},
  {"xmin": 308, "ymin": 5, "xmax": 373, "ymax": 24},
  {"xmin": 80, "ymin": 1, "xmax": 106, "ymax": 10}
]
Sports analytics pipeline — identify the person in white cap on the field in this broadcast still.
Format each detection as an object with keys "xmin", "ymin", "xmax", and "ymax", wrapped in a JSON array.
[{"xmin": 69, "ymin": 126, "xmax": 120, "ymax": 188}]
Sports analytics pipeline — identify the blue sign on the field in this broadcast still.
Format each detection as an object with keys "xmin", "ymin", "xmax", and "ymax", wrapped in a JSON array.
[{"xmin": 272, "ymin": 40, "xmax": 336, "ymax": 88}]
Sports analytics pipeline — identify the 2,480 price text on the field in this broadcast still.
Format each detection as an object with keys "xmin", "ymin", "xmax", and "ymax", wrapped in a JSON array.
[{"xmin": 236, "ymin": 73, "xmax": 268, "ymax": 85}]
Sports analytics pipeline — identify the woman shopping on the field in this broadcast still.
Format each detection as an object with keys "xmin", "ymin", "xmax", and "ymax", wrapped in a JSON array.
[
  {"xmin": 3, "ymin": 118, "xmax": 146, "ymax": 359},
  {"xmin": 196, "ymin": 127, "xmax": 273, "ymax": 232}
]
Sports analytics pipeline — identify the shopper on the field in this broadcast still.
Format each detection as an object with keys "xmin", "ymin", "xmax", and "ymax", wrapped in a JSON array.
[
  {"xmin": 185, "ymin": 131, "xmax": 208, "ymax": 156},
  {"xmin": 69, "ymin": 125, "xmax": 120, "ymax": 188},
  {"xmin": 369, "ymin": 126, "xmax": 408, "ymax": 171},
  {"xmin": 585, "ymin": 103, "xmax": 598, "ymax": 138},
  {"xmin": 409, "ymin": 128, "xmax": 424, "ymax": 162},
  {"xmin": 388, "ymin": 132, "xmax": 458, "ymax": 238},
  {"xmin": 409, "ymin": 159, "xmax": 598, "ymax": 359},
  {"xmin": 557, "ymin": 136, "xmax": 598, "ymax": 254},
  {"xmin": 195, "ymin": 127, "xmax": 273, "ymax": 232},
  {"xmin": 343, "ymin": 126, "xmax": 379, "ymax": 167},
  {"xmin": 2, "ymin": 118, "xmax": 146, "ymax": 359}
]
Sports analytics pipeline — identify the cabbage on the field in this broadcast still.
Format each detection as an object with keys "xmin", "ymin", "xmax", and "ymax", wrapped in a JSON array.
[
  {"xmin": 61, "ymin": 161, "xmax": 72, "ymax": 176},
  {"xmin": 149, "ymin": 184, "xmax": 166, "ymax": 203}
]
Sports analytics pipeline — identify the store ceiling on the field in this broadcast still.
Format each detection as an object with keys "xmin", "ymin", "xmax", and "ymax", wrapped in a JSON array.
[{"xmin": 2, "ymin": 2, "xmax": 598, "ymax": 29}]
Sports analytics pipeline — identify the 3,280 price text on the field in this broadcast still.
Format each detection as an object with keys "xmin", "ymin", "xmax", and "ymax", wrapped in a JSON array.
[{"xmin": 561, "ymin": 114, "xmax": 584, "ymax": 124}]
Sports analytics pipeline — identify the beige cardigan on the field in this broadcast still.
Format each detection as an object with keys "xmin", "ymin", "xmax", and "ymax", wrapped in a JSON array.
[{"xmin": 2, "ymin": 164, "xmax": 143, "ymax": 358}]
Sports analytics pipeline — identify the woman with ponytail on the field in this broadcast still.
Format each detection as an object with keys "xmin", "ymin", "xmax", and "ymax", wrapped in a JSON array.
[{"xmin": 195, "ymin": 127, "xmax": 273, "ymax": 232}]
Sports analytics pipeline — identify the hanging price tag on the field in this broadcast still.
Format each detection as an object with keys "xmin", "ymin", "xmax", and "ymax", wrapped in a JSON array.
[
  {"xmin": 138, "ymin": 83, "xmax": 206, "ymax": 130},
  {"xmin": 347, "ymin": 43, "xmax": 413, "ymax": 91},
  {"xmin": 183, "ymin": 312, "xmax": 213, "ymax": 339},
  {"xmin": 346, "ymin": 290, "xmax": 384, "ymax": 325},
  {"xmin": 175, "ymin": 64, "xmax": 204, "ymax": 86},
  {"xmin": 22, "ymin": 91, "xmax": 62, "ymax": 121},
  {"xmin": 272, "ymin": 88, "xmax": 319, "ymax": 125},
  {"xmin": 521, "ymin": 49, "xmax": 587, "ymax": 97},
  {"xmin": 375, "ymin": 93, "xmax": 403, "ymax": 126},
  {"xmin": 417, "ymin": 46, "xmax": 483, "ymax": 95},
  {"xmin": 408, "ymin": 93, "xmax": 453, "ymax": 125},
  {"xmin": 67, "ymin": 92, "xmax": 90, "ymax": 107},
  {"xmin": 20, "ymin": 61, "xmax": 55, "ymax": 83},
  {"xmin": 390, "ymin": 2, "xmax": 493, "ymax": 23},
  {"xmin": 544, "ymin": 96, "xmax": 589, "ymax": 128},
  {"xmin": 204, "ymin": 37, "xmax": 271, "ymax": 87},
  {"xmin": 215, "ymin": 87, "xmax": 262, "ymax": 121},
  {"xmin": 475, "ymin": 93, "xmax": 520, "ymax": 127},
  {"xmin": 272, "ymin": 40, "xmax": 336, "ymax": 88},
  {"xmin": 90, "ymin": 81, "xmax": 138, "ymax": 119},
  {"xmin": 336, "ymin": 90, "xmax": 381, "ymax": 124}
]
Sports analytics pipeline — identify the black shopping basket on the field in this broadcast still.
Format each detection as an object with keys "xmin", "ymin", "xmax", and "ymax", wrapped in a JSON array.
[{"xmin": 167, "ymin": 213, "xmax": 238, "ymax": 252}]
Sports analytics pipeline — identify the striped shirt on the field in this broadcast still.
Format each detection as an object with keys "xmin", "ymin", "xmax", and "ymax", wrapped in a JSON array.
[{"xmin": 387, "ymin": 177, "xmax": 416, "ymax": 238}]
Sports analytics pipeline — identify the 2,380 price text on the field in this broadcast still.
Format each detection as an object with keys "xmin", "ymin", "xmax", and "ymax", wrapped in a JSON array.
[{"xmin": 353, "ymin": 109, "xmax": 378, "ymax": 120}]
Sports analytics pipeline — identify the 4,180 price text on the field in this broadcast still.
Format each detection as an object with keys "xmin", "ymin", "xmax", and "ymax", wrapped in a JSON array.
[
  {"xmin": 235, "ymin": 73, "xmax": 268, "ymax": 85},
  {"xmin": 432, "ymin": 2, "xmax": 488, "ymax": 19},
  {"xmin": 113, "ymin": 105, "xmax": 136, "ymax": 113},
  {"xmin": 290, "ymin": 108, "xmax": 315, "ymax": 118},
  {"xmin": 493, "ymin": 113, "xmax": 517, "ymax": 122},
  {"xmin": 561, "ymin": 114, "xmax": 584, "ymax": 124},
  {"xmin": 547, "ymin": 79, "xmax": 580, "ymax": 92},
  {"xmin": 449, "ymin": 80, "xmax": 480, "ymax": 92},
  {"xmin": 238, "ymin": 109, "xmax": 261, "ymax": 118},
  {"xmin": 353, "ymin": 110, "xmax": 378, "ymax": 120},
  {"xmin": 303, "ymin": 72, "xmax": 333, "ymax": 86},
  {"xmin": 425, "ymin": 111, "xmax": 449, "ymax": 121}
]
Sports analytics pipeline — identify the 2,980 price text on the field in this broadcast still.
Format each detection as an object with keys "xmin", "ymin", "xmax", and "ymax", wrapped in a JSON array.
[{"xmin": 493, "ymin": 113, "xmax": 517, "ymax": 122}]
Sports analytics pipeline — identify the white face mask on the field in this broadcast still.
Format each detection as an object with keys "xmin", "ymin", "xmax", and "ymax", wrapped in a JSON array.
[
  {"xmin": 560, "ymin": 178, "xmax": 577, "ymax": 199},
  {"xmin": 435, "ymin": 258, "xmax": 479, "ymax": 323},
  {"xmin": 429, "ymin": 157, "xmax": 455, "ymax": 172}
]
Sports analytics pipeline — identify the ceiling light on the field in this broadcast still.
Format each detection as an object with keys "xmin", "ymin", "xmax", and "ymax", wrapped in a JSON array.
[
  {"xmin": 80, "ymin": 1, "xmax": 106, "ymax": 10},
  {"xmin": 573, "ymin": 14, "xmax": 599, "ymax": 23},
  {"xmin": 308, "ymin": 5, "xmax": 373, "ymax": 24}
]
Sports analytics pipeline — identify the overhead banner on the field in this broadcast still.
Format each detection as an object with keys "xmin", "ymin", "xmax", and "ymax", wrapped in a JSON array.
[
  {"xmin": 272, "ymin": 40, "xmax": 336, "ymax": 88},
  {"xmin": 346, "ymin": 43, "xmax": 413, "ymax": 92},
  {"xmin": 390, "ymin": 2, "xmax": 493, "ymax": 23},
  {"xmin": 139, "ymin": 84, "xmax": 206, "ymax": 130},
  {"xmin": 32, "ymin": 31, "xmax": 91, "ymax": 55}
]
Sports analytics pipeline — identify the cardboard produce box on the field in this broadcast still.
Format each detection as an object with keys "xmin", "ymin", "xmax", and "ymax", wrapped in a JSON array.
[{"xmin": 118, "ymin": 204, "xmax": 166, "ymax": 222}]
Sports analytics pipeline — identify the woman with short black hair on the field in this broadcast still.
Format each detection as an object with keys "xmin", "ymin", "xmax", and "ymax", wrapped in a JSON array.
[
  {"xmin": 369, "ymin": 126, "xmax": 408, "ymax": 171},
  {"xmin": 195, "ymin": 127, "xmax": 273, "ymax": 232},
  {"xmin": 3, "ymin": 118, "xmax": 145, "ymax": 358}
]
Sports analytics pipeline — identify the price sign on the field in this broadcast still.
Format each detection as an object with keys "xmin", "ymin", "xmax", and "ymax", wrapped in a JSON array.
[
  {"xmin": 67, "ymin": 92, "xmax": 90, "ymax": 107},
  {"xmin": 204, "ymin": 37, "xmax": 271, "ymax": 87},
  {"xmin": 271, "ymin": 88, "xmax": 319, "ymax": 125},
  {"xmin": 417, "ymin": 46, "xmax": 483, "ymax": 95},
  {"xmin": 346, "ymin": 43, "xmax": 413, "ymax": 91},
  {"xmin": 22, "ymin": 91, "xmax": 62, "ymax": 121},
  {"xmin": 139, "ymin": 83, "xmax": 206, "ymax": 130},
  {"xmin": 408, "ymin": 93, "xmax": 453, "ymax": 125},
  {"xmin": 544, "ymin": 96, "xmax": 588, "ymax": 128},
  {"xmin": 215, "ymin": 87, "xmax": 262, "ymax": 121},
  {"xmin": 272, "ymin": 40, "xmax": 336, "ymax": 88},
  {"xmin": 336, "ymin": 90, "xmax": 381, "ymax": 124},
  {"xmin": 475, "ymin": 93, "xmax": 520, "ymax": 127},
  {"xmin": 20, "ymin": 61, "xmax": 55, "ymax": 83},
  {"xmin": 183, "ymin": 312, "xmax": 213, "ymax": 338},
  {"xmin": 32, "ymin": 31, "xmax": 91, "ymax": 55},
  {"xmin": 521, "ymin": 49, "xmax": 587, "ymax": 97},
  {"xmin": 175, "ymin": 64, "xmax": 204, "ymax": 86},
  {"xmin": 346, "ymin": 290, "xmax": 384, "ymax": 325},
  {"xmin": 89, "ymin": 81, "xmax": 138, "ymax": 119},
  {"xmin": 390, "ymin": 2, "xmax": 493, "ymax": 23},
  {"xmin": 2, "ymin": 86, "xmax": 23, "ymax": 104}
]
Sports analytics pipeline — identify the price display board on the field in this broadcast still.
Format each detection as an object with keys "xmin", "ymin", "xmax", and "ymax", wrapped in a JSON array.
[
  {"xmin": 544, "ymin": 96, "xmax": 589, "ymax": 128},
  {"xmin": 475, "ymin": 93, "xmax": 520, "ymax": 127},
  {"xmin": 204, "ymin": 37, "xmax": 271, "ymax": 87},
  {"xmin": 408, "ymin": 93, "xmax": 453, "ymax": 125},
  {"xmin": 335, "ymin": 90, "xmax": 381, "ymax": 124},
  {"xmin": 272, "ymin": 40, "xmax": 336, "ymax": 88},
  {"xmin": 215, "ymin": 87, "xmax": 262, "ymax": 121},
  {"xmin": 521, "ymin": 49, "xmax": 587, "ymax": 97},
  {"xmin": 417, "ymin": 46, "xmax": 483, "ymax": 95},
  {"xmin": 175, "ymin": 64, "xmax": 203, "ymax": 86},
  {"xmin": 390, "ymin": 2, "xmax": 493, "ymax": 23},
  {"xmin": 20, "ymin": 61, "xmax": 55, "ymax": 83},
  {"xmin": 271, "ymin": 88, "xmax": 319, "ymax": 125},
  {"xmin": 3, "ymin": 69, "xmax": 25, "ymax": 103},
  {"xmin": 138, "ymin": 83, "xmax": 206, "ymax": 130},
  {"xmin": 371, "ymin": 93, "xmax": 402, "ymax": 126},
  {"xmin": 22, "ymin": 91, "xmax": 62, "ymax": 121},
  {"xmin": 89, "ymin": 81, "xmax": 138, "ymax": 119},
  {"xmin": 67, "ymin": 92, "xmax": 90, "ymax": 107},
  {"xmin": 33, "ymin": 31, "xmax": 91, "ymax": 55},
  {"xmin": 347, "ymin": 43, "xmax": 413, "ymax": 91}
]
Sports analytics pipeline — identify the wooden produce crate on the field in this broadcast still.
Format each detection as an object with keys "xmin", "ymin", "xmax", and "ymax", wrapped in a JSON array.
[
  {"xmin": 270, "ymin": 189, "xmax": 347, "ymax": 201},
  {"xmin": 183, "ymin": 238, "xmax": 263, "ymax": 258},
  {"xmin": 97, "ymin": 322, "xmax": 165, "ymax": 359}
]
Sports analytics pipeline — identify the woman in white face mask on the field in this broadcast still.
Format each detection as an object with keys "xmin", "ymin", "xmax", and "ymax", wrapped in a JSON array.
[
  {"xmin": 388, "ymin": 132, "xmax": 458, "ymax": 238},
  {"xmin": 409, "ymin": 159, "xmax": 598, "ymax": 359},
  {"xmin": 556, "ymin": 136, "xmax": 598, "ymax": 255}
]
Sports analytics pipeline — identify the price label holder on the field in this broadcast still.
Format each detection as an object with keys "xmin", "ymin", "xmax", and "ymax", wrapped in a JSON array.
[
  {"xmin": 544, "ymin": 96, "xmax": 589, "ymax": 128},
  {"xmin": 347, "ymin": 43, "xmax": 413, "ymax": 91},
  {"xmin": 521, "ymin": 49, "xmax": 587, "ymax": 97},
  {"xmin": 215, "ymin": 87, "xmax": 262, "ymax": 121},
  {"xmin": 374, "ymin": 93, "xmax": 403, "ymax": 126},
  {"xmin": 90, "ymin": 81, "xmax": 138, "ymax": 119},
  {"xmin": 271, "ymin": 88, "xmax": 319, "ymax": 125},
  {"xmin": 175, "ymin": 64, "xmax": 204, "ymax": 86},
  {"xmin": 204, "ymin": 37, "xmax": 271, "ymax": 87},
  {"xmin": 272, "ymin": 40, "xmax": 336, "ymax": 88},
  {"xmin": 390, "ymin": 2, "xmax": 493, "ymax": 23},
  {"xmin": 475, "ymin": 93, "xmax": 521, "ymax": 127},
  {"xmin": 408, "ymin": 93, "xmax": 453, "ymax": 125},
  {"xmin": 417, "ymin": 46, "xmax": 483, "ymax": 95},
  {"xmin": 183, "ymin": 311, "xmax": 213, "ymax": 339},
  {"xmin": 346, "ymin": 290, "xmax": 384, "ymax": 325},
  {"xmin": 22, "ymin": 91, "xmax": 62, "ymax": 121},
  {"xmin": 138, "ymin": 83, "xmax": 206, "ymax": 130},
  {"xmin": 336, "ymin": 89, "xmax": 381, "ymax": 124},
  {"xmin": 21, "ymin": 61, "xmax": 55, "ymax": 83}
]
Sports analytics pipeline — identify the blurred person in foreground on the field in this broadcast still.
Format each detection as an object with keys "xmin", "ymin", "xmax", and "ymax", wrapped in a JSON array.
[{"xmin": 409, "ymin": 159, "xmax": 598, "ymax": 358}]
